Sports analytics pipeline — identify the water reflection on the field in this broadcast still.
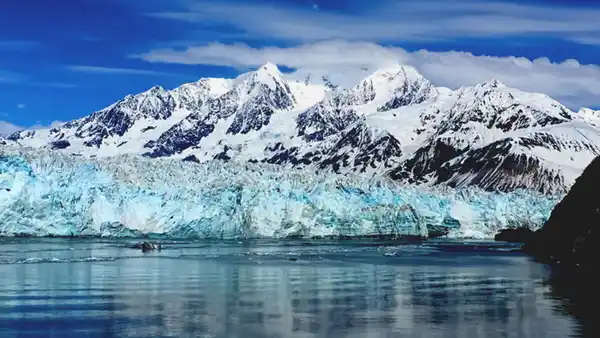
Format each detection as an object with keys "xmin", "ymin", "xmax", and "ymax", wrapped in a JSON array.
[
  {"xmin": 543, "ymin": 268, "xmax": 600, "ymax": 338},
  {"xmin": 0, "ymin": 241, "xmax": 587, "ymax": 338}
]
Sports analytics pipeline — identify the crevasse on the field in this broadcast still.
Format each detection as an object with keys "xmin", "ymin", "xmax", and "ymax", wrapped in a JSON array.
[{"xmin": 0, "ymin": 149, "xmax": 560, "ymax": 239}]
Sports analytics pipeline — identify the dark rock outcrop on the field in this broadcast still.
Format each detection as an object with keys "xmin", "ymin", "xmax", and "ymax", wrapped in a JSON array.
[
  {"xmin": 50, "ymin": 140, "xmax": 71, "ymax": 150},
  {"xmin": 426, "ymin": 224, "xmax": 451, "ymax": 238},
  {"xmin": 522, "ymin": 156, "xmax": 600, "ymax": 267},
  {"xmin": 494, "ymin": 227, "xmax": 534, "ymax": 243},
  {"xmin": 131, "ymin": 241, "xmax": 162, "ymax": 252}
]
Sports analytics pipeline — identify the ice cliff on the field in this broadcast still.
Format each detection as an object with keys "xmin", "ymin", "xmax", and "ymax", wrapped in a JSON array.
[{"xmin": 0, "ymin": 149, "xmax": 560, "ymax": 239}]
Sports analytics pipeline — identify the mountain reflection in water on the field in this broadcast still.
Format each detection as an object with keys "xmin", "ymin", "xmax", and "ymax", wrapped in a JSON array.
[{"xmin": 0, "ymin": 239, "xmax": 592, "ymax": 337}]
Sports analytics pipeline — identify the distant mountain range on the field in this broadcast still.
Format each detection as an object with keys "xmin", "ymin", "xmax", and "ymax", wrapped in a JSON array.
[{"xmin": 4, "ymin": 63, "xmax": 600, "ymax": 195}]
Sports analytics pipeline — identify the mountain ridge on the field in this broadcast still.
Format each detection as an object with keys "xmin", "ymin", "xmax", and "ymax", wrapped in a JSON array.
[{"xmin": 4, "ymin": 63, "xmax": 599, "ymax": 195}]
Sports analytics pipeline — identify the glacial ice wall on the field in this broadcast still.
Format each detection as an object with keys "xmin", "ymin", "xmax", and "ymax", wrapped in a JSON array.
[{"xmin": 0, "ymin": 149, "xmax": 561, "ymax": 239}]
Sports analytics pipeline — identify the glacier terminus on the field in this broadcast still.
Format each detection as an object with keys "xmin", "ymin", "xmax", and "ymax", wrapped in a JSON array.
[{"xmin": 0, "ymin": 149, "xmax": 559, "ymax": 239}]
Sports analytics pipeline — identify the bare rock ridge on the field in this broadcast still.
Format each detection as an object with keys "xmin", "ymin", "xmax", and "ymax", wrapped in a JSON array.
[
  {"xmin": 3, "ymin": 63, "xmax": 600, "ymax": 195},
  {"xmin": 522, "ymin": 155, "xmax": 600, "ymax": 268}
]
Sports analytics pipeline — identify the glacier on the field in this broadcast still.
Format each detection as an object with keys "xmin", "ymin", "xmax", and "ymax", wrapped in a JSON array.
[{"xmin": 0, "ymin": 149, "xmax": 561, "ymax": 239}]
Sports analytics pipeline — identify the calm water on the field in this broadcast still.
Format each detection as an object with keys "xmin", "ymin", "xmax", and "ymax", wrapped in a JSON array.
[{"xmin": 0, "ymin": 239, "xmax": 596, "ymax": 338}]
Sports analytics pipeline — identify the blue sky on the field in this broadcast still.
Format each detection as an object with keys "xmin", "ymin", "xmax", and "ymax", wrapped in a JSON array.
[{"xmin": 1, "ymin": 0, "xmax": 600, "ymax": 133}]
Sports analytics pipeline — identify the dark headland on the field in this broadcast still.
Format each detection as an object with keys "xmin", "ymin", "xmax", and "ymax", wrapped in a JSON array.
[{"xmin": 497, "ymin": 155, "xmax": 600, "ymax": 269}]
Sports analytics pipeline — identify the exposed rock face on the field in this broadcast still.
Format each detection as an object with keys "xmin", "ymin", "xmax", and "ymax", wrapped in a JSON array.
[
  {"xmin": 523, "ymin": 155, "xmax": 600, "ymax": 266},
  {"xmin": 131, "ymin": 241, "xmax": 162, "ymax": 252},
  {"xmin": 494, "ymin": 227, "xmax": 534, "ymax": 243}
]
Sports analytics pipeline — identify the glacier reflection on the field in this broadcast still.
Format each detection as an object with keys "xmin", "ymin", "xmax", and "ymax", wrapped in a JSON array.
[{"xmin": 0, "ymin": 240, "xmax": 583, "ymax": 338}]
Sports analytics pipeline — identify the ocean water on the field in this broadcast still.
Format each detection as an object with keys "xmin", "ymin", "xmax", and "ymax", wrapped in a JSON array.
[{"xmin": 0, "ymin": 239, "xmax": 595, "ymax": 338}]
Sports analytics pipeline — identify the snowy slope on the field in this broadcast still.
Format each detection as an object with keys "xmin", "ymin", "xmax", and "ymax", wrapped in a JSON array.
[
  {"xmin": 427, "ymin": 121, "xmax": 600, "ymax": 194},
  {"xmin": 4, "ymin": 63, "xmax": 600, "ymax": 195},
  {"xmin": 386, "ymin": 80, "xmax": 600, "ymax": 193},
  {"xmin": 578, "ymin": 107, "xmax": 600, "ymax": 127},
  {"xmin": 8, "ymin": 78, "xmax": 232, "ymax": 157}
]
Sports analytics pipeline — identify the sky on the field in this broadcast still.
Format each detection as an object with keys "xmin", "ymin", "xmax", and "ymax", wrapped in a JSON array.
[{"xmin": 1, "ymin": 0, "xmax": 600, "ymax": 134}]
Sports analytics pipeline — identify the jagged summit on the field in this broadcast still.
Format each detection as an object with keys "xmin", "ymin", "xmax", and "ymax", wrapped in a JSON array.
[
  {"xmin": 251, "ymin": 62, "xmax": 280, "ymax": 78},
  {"xmin": 306, "ymin": 64, "xmax": 437, "ymax": 114},
  {"xmin": 258, "ymin": 62, "xmax": 281, "ymax": 75},
  {"xmin": 366, "ymin": 63, "xmax": 422, "ymax": 79},
  {"xmin": 233, "ymin": 62, "xmax": 284, "ymax": 88},
  {"xmin": 578, "ymin": 107, "xmax": 600, "ymax": 128},
  {"xmin": 579, "ymin": 107, "xmax": 600, "ymax": 119},
  {"xmin": 482, "ymin": 79, "xmax": 505, "ymax": 88},
  {"xmin": 146, "ymin": 85, "xmax": 167, "ymax": 93},
  {"xmin": 4, "ymin": 63, "xmax": 600, "ymax": 195}
]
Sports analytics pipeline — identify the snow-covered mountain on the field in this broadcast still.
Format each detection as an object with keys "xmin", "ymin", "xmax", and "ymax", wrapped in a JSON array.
[
  {"xmin": 5, "ymin": 63, "xmax": 600, "ymax": 195},
  {"xmin": 579, "ymin": 107, "xmax": 600, "ymax": 127}
]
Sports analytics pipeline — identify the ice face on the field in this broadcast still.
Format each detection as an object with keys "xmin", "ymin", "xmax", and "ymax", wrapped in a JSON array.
[{"xmin": 0, "ymin": 149, "xmax": 561, "ymax": 239}]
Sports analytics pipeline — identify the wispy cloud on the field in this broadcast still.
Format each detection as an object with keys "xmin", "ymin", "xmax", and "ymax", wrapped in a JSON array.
[
  {"xmin": 136, "ymin": 40, "xmax": 600, "ymax": 109},
  {"xmin": 16, "ymin": 104, "xmax": 25, "ymax": 110},
  {"xmin": 146, "ymin": 0, "xmax": 600, "ymax": 44},
  {"xmin": 571, "ymin": 36, "xmax": 600, "ymax": 46},
  {"xmin": 66, "ymin": 65, "xmax": 183, "ymax": 77},
  {"xmin": 74, "ymin": 35, "xmax": 101, "ymax": 42},
  {"xmin": 0, "ymin": 70, "xmax": 76, "ymax": 89},
  {"xmin": 30, "ymin": 82, "xmax": 78, "ymax": 89},
  {"xmin": 0, "ymin": 70, "xmax": 26, "ymax": 83},
  {"xmin": 0, "ymin": 40, "xmax": 39, "ymax": 50}
]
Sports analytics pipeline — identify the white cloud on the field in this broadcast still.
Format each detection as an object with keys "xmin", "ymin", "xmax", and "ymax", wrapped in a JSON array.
[
  {"xmin": 136, "ymin": 40, "xmax": 600, "ymax": 109},
  {"xmin": 16, "ymin": 104, "xmax": 25, "ymax": 110},
  {"xmin": 147, "ymin": 0, "xmax": 600, "ymax": 44}
]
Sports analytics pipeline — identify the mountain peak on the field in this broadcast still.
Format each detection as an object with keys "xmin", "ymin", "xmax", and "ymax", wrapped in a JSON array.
[
  {"xmin": 125, "ymin": 85, "xmax": 168, "ymax": 101},
  {"xmin": 579, "ymin": 107, "xmax": 599, "ymax": 114},
  {"xmin": 258, "ymin": 62, "xmax": 280, "ymax": 74},
  {"xmin": 579, "ymin": 107, "xmax": 600, "ymax": 122},
  {"xmin": 236, "ymin": 62, "xmax": 288, "ymax": 95},
  {"xmin": 456, "ymin": 79, "xmax": 509, "ymax": 98},
  {"xmin": 145, "ymin": 85, "xmax": 166, "ymax": 93},
  {"xmin": 352, "ymin": 64, "xmax": 437, "ymax": 110},
  {"xmin": 363, "ymin": 64, "xmax": 428, "ymax": 89},
  {"xmin": 372, "ymin": 63, "xmax": 419, "ymax": 75},
  {"xmin": 257, "ymin": 62, "xmax": 283, "ymax": 79},
  {"xmin": 482, "ymin": 79, "xmax": 505, "ymax": 89}
]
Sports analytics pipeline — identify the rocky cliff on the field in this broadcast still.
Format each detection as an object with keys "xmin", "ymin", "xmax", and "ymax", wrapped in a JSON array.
[{"xmin": 523, "ymin": 155, "xmax": 600, "ymax": 267}]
